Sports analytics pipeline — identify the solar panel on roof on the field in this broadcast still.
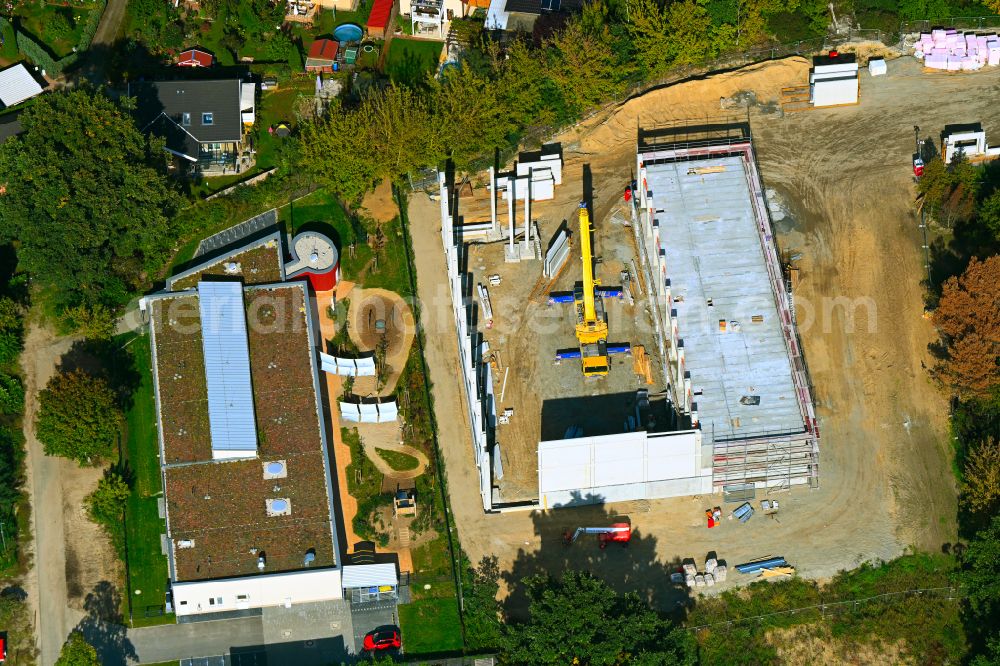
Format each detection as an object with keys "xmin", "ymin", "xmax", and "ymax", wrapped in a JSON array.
[{"xmin": 198, "ymin": 282, "xmax": 258, "ymax": 458}]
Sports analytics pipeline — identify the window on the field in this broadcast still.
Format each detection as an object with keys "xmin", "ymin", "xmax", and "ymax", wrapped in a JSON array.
[
  {"xmin": 181, "ymin": 112, "xmax": 191, "ymax": 126},
  {"xmin": 237, "ymin": 594, "xmax": 249, "ymax": 601},
  {"xmin": 179, "ymin": 600, "xmax": 188, "ymax": 606},
  {"xmin": 202, "ymin": 112, "xmax": 214, "ymax": 125},
  {"xmin": 208, "ymin": 598, "xmax": 215, "ymax": 606},
  {"xmin": 216, "ymin": 596, "xmax": 223, "ymax": 605}
]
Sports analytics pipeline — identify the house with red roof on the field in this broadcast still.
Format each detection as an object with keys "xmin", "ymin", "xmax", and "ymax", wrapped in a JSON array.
[
  {"xmin": 305, "ymin": 39, "xmax": 340, "ymax": 72},
  {"xmin": 177, "ymin": 48, "xmax": 214, "ymax": 68}
]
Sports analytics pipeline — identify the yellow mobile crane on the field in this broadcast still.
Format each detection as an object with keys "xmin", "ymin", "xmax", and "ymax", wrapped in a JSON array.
[{"xmin": 574, "ymin": 202, "xmax": 610, "ymax": 377}]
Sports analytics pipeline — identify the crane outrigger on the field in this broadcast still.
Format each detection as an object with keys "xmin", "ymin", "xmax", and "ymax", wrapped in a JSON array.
[{"xmin": 574, "ymin": 202, "xmax": 610, "ymax": 377}]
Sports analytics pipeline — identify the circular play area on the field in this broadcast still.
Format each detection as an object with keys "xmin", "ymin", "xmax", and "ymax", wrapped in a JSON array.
[{"xmin": 346, "ymin": 289, "xmax": 415, "ymax": 394}]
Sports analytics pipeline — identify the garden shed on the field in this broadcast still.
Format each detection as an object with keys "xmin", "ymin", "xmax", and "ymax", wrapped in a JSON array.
[
  {"xmin": 367, "ymin": 0, "xmax": 398, "ymax": 39},
  {"xmin": 0, "ymin": 64, "xmax": 43, "ymax": 109}
]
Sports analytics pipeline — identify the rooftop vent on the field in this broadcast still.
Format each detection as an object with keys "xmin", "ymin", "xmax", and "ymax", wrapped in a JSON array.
[
  {"xmin": 304, "ymin": 549, "xmax": 316, "ymax": 567},
  {"xmin": 177, "ymin": 539, "xmax": 195, "ymax": 549},
  {"xmin": 266, "ymin": 497, "xmax": 291, "ymax": 516},
  {"xmin": 257, "ymin": 553, "xmax": 266, "ymax": 570},
  {"xmin": 263, "ymin": 460, "xmax": 287, "ymax": 479}
]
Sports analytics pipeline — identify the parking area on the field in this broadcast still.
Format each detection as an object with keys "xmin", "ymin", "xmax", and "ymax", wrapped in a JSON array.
[{"xmin": 350, "ymin": 599, "xmax": 400, "ymax": 656}]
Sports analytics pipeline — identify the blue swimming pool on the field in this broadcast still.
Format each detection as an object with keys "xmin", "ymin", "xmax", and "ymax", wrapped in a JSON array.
[{"xmin": 333, "ymin": 23, "xmax": 363, "ymax": 43}]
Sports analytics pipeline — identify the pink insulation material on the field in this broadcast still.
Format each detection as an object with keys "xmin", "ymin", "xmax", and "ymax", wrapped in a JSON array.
[{"xmin": 924, "ymin": 54, "xmax": 948, "ymax": 69}]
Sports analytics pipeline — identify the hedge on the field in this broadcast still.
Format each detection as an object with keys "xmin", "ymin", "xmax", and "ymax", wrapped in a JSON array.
[{"xmin": 9, "ymin": 0, "xmax": 107, "ymax": 75}]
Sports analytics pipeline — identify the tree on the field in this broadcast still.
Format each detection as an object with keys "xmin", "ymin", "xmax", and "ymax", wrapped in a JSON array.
[
  {"xmin": 433, "ymin": 65, "xmax": 513, "ymax": 170},
  {"xmin": 663, "ymin": 0, "xmax": 714, "ymax": 65},
  {"xmin": 918, "ymin": 156, "xmax": 980, "ymax": 228},
  {"xmin": 55, "ymin": 631, "xmax": 99, "ymax": 666},
  {"xmin": 547, "ymin": 17, "xmax": 628, "ymax": 116},
  {"xmin": 932, "ymin": 256, "xmax": 1000, "ymax": 398},
  {"xmin": 979, "ymin": 189, "xmax": 1000, "ymax": 241},
  {"xmin": 624, "ymin": 0, "xmax": 672, "ymax": 76},
  {"xmin": 87, "ymin": 472, "xmax": 130, "ymax": 525},
  {"xmin": 503, "ymin": 570, "xmax": 694, "ymax": 665},
  {"xmin": 464, "ymin": 556, "xmax": 503, "ymax": 651},
  {"xmin": 963, "ymin": 514, "xmax": 1000, "ymax": 655},
  {"xmin": 36, "ymin": 370, "xmax": 122, "ymax": 466},
  {"xmin": 299, "ymin": 100, "xmax": 380, "ymax": 204},
  {"xmin": 963, "ymin": 439, "xmax": 1000, "ymax": 516},
  {"xmin": 0, "ymin": 89, "xmax": 182, "ymax": 314},
  {"xmin": 365, "ymin": 85, "xmax": 442, "ymax": 179}
]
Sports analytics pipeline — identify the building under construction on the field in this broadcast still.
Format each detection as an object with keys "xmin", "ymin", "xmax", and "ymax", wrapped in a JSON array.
[{"xmin": 632, "ymin": 121, "xmax": 820, "ymax": 494}]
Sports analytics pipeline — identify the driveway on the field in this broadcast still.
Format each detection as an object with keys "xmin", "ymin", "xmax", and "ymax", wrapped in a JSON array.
[
  {"xmin": 129, "ymin": 615, "xmax": 264, "ymax": 664},
  {"xmin": 129, "ymin": 600, "xmax": 359, "ymax": 664}
]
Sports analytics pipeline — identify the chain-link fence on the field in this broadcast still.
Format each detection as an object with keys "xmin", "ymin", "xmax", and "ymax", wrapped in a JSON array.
[
  {"xmin": 408, "ymin": 29, "xmax": 894, "ymax": 192},
  {"xmin": 900, "ymin": 15, "xmax": 1000, "ymax": 38}
]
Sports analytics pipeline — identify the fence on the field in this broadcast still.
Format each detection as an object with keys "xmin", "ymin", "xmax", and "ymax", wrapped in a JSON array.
[
  {"xmin": 686, "ymin": 586, "xmax": 963, "ymax": 631},
  {"xmin": 900, "ymin": 16, "xmax": 1000, "ymax": 38},
  {"xmin": 408, "ymin": 29, "xmax": 888, "ymax": 191}
]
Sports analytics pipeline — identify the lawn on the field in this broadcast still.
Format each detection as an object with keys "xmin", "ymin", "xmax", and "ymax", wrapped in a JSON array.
[
  {"xmin": 13, "ymin": 1, "xmax": 100, "ymax": 58},
  {"xmin": 121, "ymin": 333, "xmax": 174, "ymax": 627},
  {"xmin": 376, "ymin": 447, "xmax": 419, "ymax": 471},
  {"xmin": 0, "ymin": 19, "xmax": 18, "ymax": 62},
  {"xmin": 385, "ymin": 37, "xmax": 444, "ymax": 86},
  {"xmin": 399, "ymin": 596, "xmax": 464, "ymax": 655}
]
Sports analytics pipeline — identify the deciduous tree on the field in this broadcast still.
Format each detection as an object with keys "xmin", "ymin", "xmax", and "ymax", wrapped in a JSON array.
[
  {"xmin": 503, "ymin": 570, "xmax": 694, "ymax": 665},
  {"xmin": 36, "ymin": 370, "xmax": 122, "ymax": 466},
  {"xmin": 87, "ymin": 472, "xmax": 130, "ymax": 525},
  {"xmin": 299, "ymin": 100, "xmax": 380, "ymax": 204},
  {"xmin": 932, "ymin": 255, "xmax": 1000, "ymax": 397},
  {"xmin": 55, "ymin": 631, "xmax": 99, "ymax": 666},
  {"xmin": 962, "ymin": 438, "xmax": 1000, "ymax": 516},
  {"xmin": 0, "ymin": 89, "xmax": 182, "ymax": 314}
]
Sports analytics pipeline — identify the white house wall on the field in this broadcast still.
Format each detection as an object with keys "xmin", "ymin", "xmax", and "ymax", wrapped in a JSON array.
[{"xmin": 172, "ymin": 568, "xmax": 343, "ymax": 616}]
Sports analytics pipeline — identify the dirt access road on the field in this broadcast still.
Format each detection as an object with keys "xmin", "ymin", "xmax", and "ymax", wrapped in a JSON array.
[
  {"xmin": 407, "ymin": 54, "xmax": 983, "ymax": 605},
  {"xmin": 21, "ymin": 325, "xmax": 120, "ymax": 665}
]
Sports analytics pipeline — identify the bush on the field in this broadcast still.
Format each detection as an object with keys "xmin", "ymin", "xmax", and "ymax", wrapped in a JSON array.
[{"xmin": 0, "ymin": 374, "xmax": 24, "ymax": 416}]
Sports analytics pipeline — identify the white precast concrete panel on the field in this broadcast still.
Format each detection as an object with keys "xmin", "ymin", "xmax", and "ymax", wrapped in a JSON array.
[
  {"xmin": 172, "ymin": 568, "xmax": 343, "ymax": 616},
  {"xmin": 197, "ymin": 281, "xmax": 258, "ymax": 458},
  {"xmin": 812, "ymin": 76, "xmax": 858, "ymax": 106},
  {"xmin": 592, "ymin": 433, "xmax": 646, "ymax": 487},
  {"xmin": 538, "ymin": 430, "xmax": 705, "ymax": 507}
]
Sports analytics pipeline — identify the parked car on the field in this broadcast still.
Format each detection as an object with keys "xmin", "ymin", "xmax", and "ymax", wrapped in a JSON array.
[
  {"xmin": 0, "ymin": 631, "xmax": 7, "ymax": 662},
  {"xmin": 363, "ymin": 628, "xmax": 401, "ymax": 651}
]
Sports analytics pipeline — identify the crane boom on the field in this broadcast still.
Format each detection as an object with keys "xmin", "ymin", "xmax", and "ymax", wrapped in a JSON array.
[
  {"xmin": 578, "ymin": 202, "xmax": 598, "ymax": 326},
  {"xmin": 574, "ymin": 202, "xmax": 609, "ymax": 346}
]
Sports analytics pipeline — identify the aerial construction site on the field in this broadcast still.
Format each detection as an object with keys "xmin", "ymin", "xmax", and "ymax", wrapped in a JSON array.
[{"xmin": 436, "ymin": 119, "xmax": 818, "ymax": 512}]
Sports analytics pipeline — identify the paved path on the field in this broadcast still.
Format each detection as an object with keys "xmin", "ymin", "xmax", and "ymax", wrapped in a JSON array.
[
  {"xmin": 315, "ymin": 287, "xmax": 414, "ymax": 574},
  {"xmin": 91, "ymin": 0, "xmax": 128, "ymax": 47},
  {"xmin": 129, "ymin": 616, "xmax": 264, "ymax": 664}
]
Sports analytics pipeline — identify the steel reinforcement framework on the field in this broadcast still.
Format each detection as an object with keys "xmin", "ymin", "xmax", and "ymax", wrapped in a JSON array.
[{"xmin": 632, "ymin": 122, "xmax": 820, "ymax": 492}]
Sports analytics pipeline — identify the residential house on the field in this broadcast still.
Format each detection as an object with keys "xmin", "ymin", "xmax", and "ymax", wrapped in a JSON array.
[
  {"xmin": 129, "ymin": 79, "xmax": 257, "ymax": 176},
  {"xmin": 485, "ymin": 0, "xmax": 580, "ymax": 31}
]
